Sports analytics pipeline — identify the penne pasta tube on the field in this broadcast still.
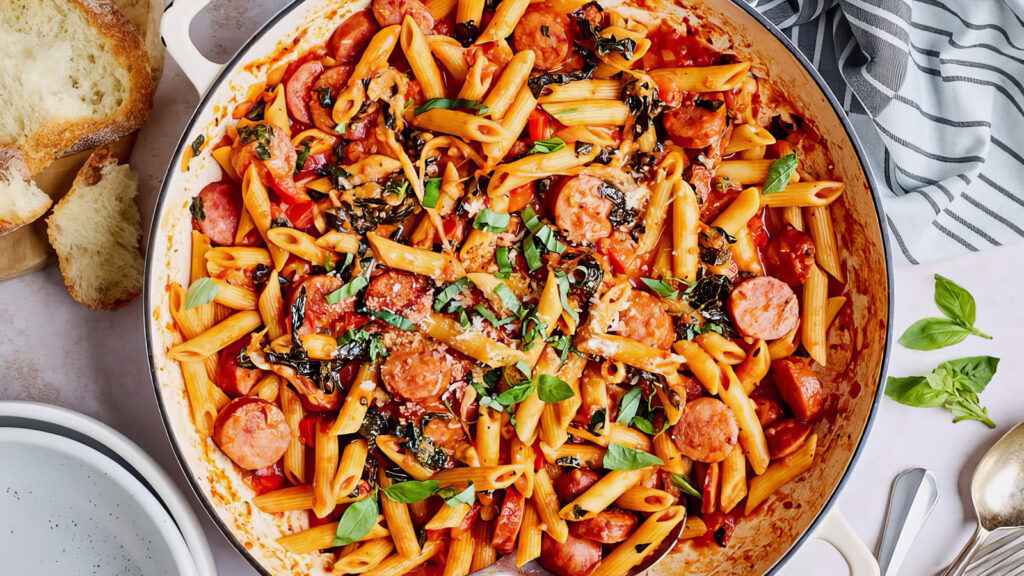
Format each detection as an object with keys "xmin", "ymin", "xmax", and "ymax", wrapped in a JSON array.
[
  {"xmin": 458, "ymin": 54, "xmax": 492, "ymax": 101},
  {"xmin": 242, "ymin": 165, "xmax": 288, "ymax": 269},
  {"xmin": 802, "ymin": 264, "xmax": 829, "ymax": 366},
  {"xmin": 723, "ymin": 123, "xmax": 776, "ymax": 155},
  {"xmin": 482, "ymin": 84, "xmax": 536, "ymax": 168},
  {"xmin": 475, "ymin": 0, "xmax": 530, "ymax": 44},
  {"xmin": 476, "ymin": 406, "xmax": 502, "ymax": 466},
  {"xmin": 414, "ymin": 109, "xmax": 507, "ymax": 143},
  {"xmin": 695, "ymin": 332, "xmax": 746, "ymax": 365},
  {"xmin": 423, "ymin": 312, "xmax": 525, "ymax": 367},
  {"xmin": 672, "ymin": 179, "xmax": 700, "ymax": 282},
  {"xmin": 366, "ymin": 232, "xmax": 464, "ymax": 281},
  {"xmin": 456, "ymin": 0, "xmax": 484, "ymax": 29},
  {"xmin": 426, "ymin": 0, "xmax": 457, "ymax": 19},
  {"xmin": 762, "ymin": 181, "xmax": 844, "ymax": 208},
  {"xmin": 376, "ymin": 435, "xmax": 435, "ymax": 481},
  {"xmin": 483, "ymin": 49, "xmax": 534, "ymax": 120},
  {"xmin": 312, "ymin": 416, "xmax": 340, "ymax": 518},
  {"xmin": 717, "ymin": 363, "xmax": 771, "ymax": 475},
  {"xmin": 588, "ymin": 507, "xmax": 687, "ymax": 576},
  {"xmin": 649, "ymin": 62, "xmax": 751, "ymax": 92},
  {"xmin": 716, "ymin": 159, "xmax": 799, "ymax": 186},
  {"xmin": 331, "ymin": 363, "xmax": 380, "ymax": 435},
  {"xmin": 531, "ymin": 468, "xmax": 569, "ymax": 543},
  {"xmin": 470, "ymin": 519, "xmax": 496, "ymax": 572},
  {"xmin": 267, "ymin": 227, "xmax": 333, "ymax": 266},
  {"xmin": 363, "ymin": 539, "xmax": 442, "ymax": 576},
  {"xmin": 560, "ymin": 469, "xmax": 646, "ymax": 521},
  {"xmin": 719, "ymin": 444, "xmax": 747, "ymax": 513},
  {"xmin": 515, "ymin": 503, "xmax": 542, "ymax": 567},
  {"xmin": 654, "ymin": 431, "xmax": 686, "ymax": 476},
  {"xmin": 711, "ymin": 186, "xmax": 761, "ymax": 236},
  {"xmin": 210, "ymin": 278, "xmax": 258, "ymax": 310},
  {"xmin": 806, "ymin": 204, "xmax": 844, "ymax": 281},
  {"xmin": 674, "ymin": 340, "xmax": 720, "ymax": 394},
  {"xmin": 735, "ymin": 339, "xmax": 770, "ymax": 395},
  {"xmin": 539, "ymin": 442, "xmax": 604, "ymax": 468},
  {"xmin": 541, "ymin": 100, "xmax": 631, "ymax": 126},
  {"xmin": 746, "ymin": 434, "xmax": 817, "ymax": 514},
  {"xmin": 315, "ymin": 230, "xmax": 362, "ymax": 254},
  {"xmin": 279, "ymin": 384, "xmax": 306, "ymax": 484},
  {"xmin": 428, "ymin": 35, "xmax": 468, "ymax": 83},
  {"xmin": 332, "ymin": 439, "xmax": 368, "ymax": 500},
  {"xmin": 333, "ymin": 539, "xmax": 394, "ymax": 575},
  {"xmin": 767, "ymin": 323, "xmax": 801, "ymax": 361},
  {"xmin": 253, "ymin": 484, "xmax": 315, "ymax": 514},
  {"xmin": 205, "ymin": 246, "xmax": 272, "ymax": 270},
  {"xmin": 488, "ymin": 145, "xmax": 597, "ymax": 199},
  {"xmin": 681, "ymin": 516, "xmax": 707, "ymax": 539},
  {"xmin": 444, "ymin": 529, "xmax": 475, "ymax": 576},
  {"xmin": 731, "ymin": 225, "xmax": 765, "ymax": 275},
  {"xmin": 277, "ymin": 517, "xmax": 388, "ymax": 554},
  {"xmin": 576, "ymin": 333, "xmax": 682, "ymax": 376},
  {"xmin": 615, "ymin": 486, "xmax": 675, "ymax": 512},
  {"xmin": 424, "ymin": 502, "xmax": 472, "ymax": 530},
  {"xmin": 167, "ymin": 311, "xmax": 262, "ymax": 362},
  {"xmin": 431, "ymin": 464, "xmax": 523, "ymax": 491},
  {"xmin": 401, "ymin": 16, "xmax": 445, "ymax": 99},
  {"xmin": 379, "ymin": 468, "xmax": 420, "ymax": 558},
  {"xmin": 825, "ymin": 296, "xmax": 848, "ymax": 330}
]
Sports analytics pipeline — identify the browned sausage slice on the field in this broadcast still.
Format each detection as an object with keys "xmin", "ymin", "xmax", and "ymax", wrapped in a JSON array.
[
  {"xmin": 554, "ymin": 175, "xmax": 614, "ymax": 245},
  {"xmin": 753, "ymin": 397, "xmax": 784, "ymax": 428},
  {"xmin": 371, "ymin": 0, "xmax": 433, "ymax": 31},
  {"xmin": 288, "ymin": 275, "xmax": 355, "ymax": 336},
  {"xmin": 513, "ymin": 6, "xmax": 574, "ymax": 71},
  {"xmin": 216, "ymin": 337, "xmax": 262, "ymax": 397},
  {"xmin": 195, "ymin": 181, "xmax": 241, "ymax": 246},
  {"xmin": 555, "ymin": 469, "xmax": 601, "ymax": 501},
  {"xmin": 764, "ymin": 226, "xmax": 816, "ymax": 287},
  {"xmin": 569, "ymin": 508, "xmax": 638, "ymax": 544},
  {"xmin": 310, "ymin": 65, "xmax": 355, "ymax": 133},
  {"xmin": 539, "ymin": 533, "xmax": 602, "ymax": 576},
  {"xmin": 616, "ymin": 290, "xmax": 674, "ymax": 350},
  {"xmin": 285, "ymin": 60, "xmax": 324, "ymax": 126},
  {"xmin": 765, "ymin": 419, "xmax": 812, "ymax": 459},
  {"xmin": 671, "ymin": 397, "xmax": 738, "ymax": 463},
  {"xmin": 213, "ymin": 397, "xmax": 291, "ymax": 470},
  {"xmin": 726, "ymin": 275, "xmax": 799, "ymax": 340},
  {"xmin": 662, "ymin": 92, "xmax": 727, "ymax": 149},
  {"xmin": 771, "ymin": 357, "xmax": 824, "ymax": 421},
  {"xmin": 364, "ymin": 268, "xmax": 434, "ymax": 327},
  {"xmin": 380, "ymin": 338, "xmax": 454, "ymax": 401},
  {"xmin": 328, "ymin": 10, "xmax": 380, "ymax": 62}
]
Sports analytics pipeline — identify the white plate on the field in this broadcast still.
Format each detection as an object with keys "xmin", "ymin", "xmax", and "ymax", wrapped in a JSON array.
[
  {"xmin": 0, "ymin": 427, "xmax": 198, "ymax": 575},
  {"xmin": 0, "ymin": 401, "xmax": 216, "ymax": 576}
]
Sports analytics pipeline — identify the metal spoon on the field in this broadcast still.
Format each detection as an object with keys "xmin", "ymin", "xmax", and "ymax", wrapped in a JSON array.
[
  {"xmin": 877, "ymin": 468, "xmax": 939, "ymax": 576},
  {"xmin": 468, "ymin": 511, "xmax": 687, "ymax": 576},
  {"xmin": 941, "ymin": 422, "xmax": 1024, "ymax": 576}
]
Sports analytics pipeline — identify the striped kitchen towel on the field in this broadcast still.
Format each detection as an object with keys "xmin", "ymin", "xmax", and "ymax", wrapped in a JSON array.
[{"xmin": 749, "ymin": 0, "xmax": 1024, "ymax": 264}]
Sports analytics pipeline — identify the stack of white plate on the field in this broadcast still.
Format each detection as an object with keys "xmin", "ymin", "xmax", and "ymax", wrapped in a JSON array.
[{"xmin": 0, "ymin": 401, "xmax": 216, "ymax": 575}]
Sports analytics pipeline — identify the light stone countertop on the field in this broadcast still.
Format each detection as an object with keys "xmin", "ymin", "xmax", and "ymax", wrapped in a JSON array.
[{"xmin": 2, "ymin": 1, "xmax": 1022, "ymax": 574}]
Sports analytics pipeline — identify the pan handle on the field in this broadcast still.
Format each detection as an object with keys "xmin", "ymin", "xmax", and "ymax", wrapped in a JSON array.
[
  {"xmin": 814, "ymin": 508, "xmax": 880, "ymax": 576},
  {"xmin": 160, "ymin": 0, "xmax": 225, "ymax": 95}
]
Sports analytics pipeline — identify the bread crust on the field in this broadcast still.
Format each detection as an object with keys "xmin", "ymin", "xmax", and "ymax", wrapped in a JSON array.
[
  {"xmin": 0, "ymin": 148, "xmax": 51, "ymax": 235},
  {"xmin": 46, "ymin": 146, "xmax": 143, "ymax": 311},
  {"xmin": 16, "ymin": 0, "xmax": 155, "ymax": 174}
]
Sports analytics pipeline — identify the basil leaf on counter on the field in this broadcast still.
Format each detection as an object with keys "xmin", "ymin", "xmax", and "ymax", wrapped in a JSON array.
[
  {"xmin": 382, "ymin": 480, "xmax": 440, "ymax": 503},
  {"xmin": 332, "ymin": 492, "xmax": 379, "ymax": 546},
  {"xmin": 761, "ymin": 153, "xmax": 798, "ymax": 195},
  {"xmin": 898, "ymin": 318, "xmax": 972, "ymax": 350},
  {"xmin": 885, "ymin": 355, "xmax": 999, "ymax": 428},
  {"xmin": 602, "ymin": 443, "xmax": 664, "ymax": 470},
  {"xmin": 185, "ymin": 277, "xmax": 218, "ymax": 309}
]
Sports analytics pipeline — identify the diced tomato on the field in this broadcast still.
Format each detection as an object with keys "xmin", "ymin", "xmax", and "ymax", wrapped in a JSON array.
[
  {"xmin": 285, "ymin": 201, "xmax": 317, "ymax": 229},
  {"xmin": 643, "ymin": 25, "xmax": 718, "ymax": 70},
  {"xmin": 491, "ymin": 488, "xmax": 526, "ymax": 554},
  {"xmin": 529, "ymin": 109, "xmax": 552, "ymax": 142},
  {"xmin": 246, "ymin": 462, "xmax": 287, "ymax": 496},
  {"xmin": 299, "ymin": 416, "xmax": 317, "ymax": 447},
  {"xmin": 701, "ymin": 461, "xmax": 720, "ymax": 515},
  {"xmin": 507, "ymin": 183, "xmax": 534, "ymax": 213},
  {"xmin": 747, "ymin": 213, "xmax": 769, "ymax": 248},
  {"xmin": 255, "ymin": 163, "xmax": 308, "ymax": 204},
  {"xmin": 597, "ymin": 230, "xmax": 655, "ymax": 278},
  {"xmin": 453, "ymin": 503, "xmax": 481, "ymax": 538}
]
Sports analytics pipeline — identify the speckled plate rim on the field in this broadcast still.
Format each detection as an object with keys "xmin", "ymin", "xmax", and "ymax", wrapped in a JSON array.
[{"xmin": 0, "ymin": 401, "xmax": 217, "ymax": 576}]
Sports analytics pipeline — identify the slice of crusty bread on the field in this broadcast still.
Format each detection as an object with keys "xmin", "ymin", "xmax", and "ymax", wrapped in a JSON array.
[
  {"xmin": 0, "ymin": 149, "xmax": 52, "ymax": 235},
  {"xmin": 0, "ymin": 0, "xmax": 154, "ymax": 174},
  {"xmin": 47, "ymin": 146, "xmax": 144, "ymax": 310}
]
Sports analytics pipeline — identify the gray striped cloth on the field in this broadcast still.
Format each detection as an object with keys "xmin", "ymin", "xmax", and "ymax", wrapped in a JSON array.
[{"xmin": 748, "ymin": 0, "xmax": 1024, "ymax": 264}]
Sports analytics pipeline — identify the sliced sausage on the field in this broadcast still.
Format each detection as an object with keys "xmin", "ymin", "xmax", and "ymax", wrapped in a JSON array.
[
  {"xmin": 230, "ymin": 121, "xmax": 298, "ymax": 183},
  {"xmin": 364, "ymin": 269, "xmax": 434, "ymax": 327},
  {"xmin": 765, "ymin": 226, "xmax": 816, "ymax": 287},
  {"xmin": 555, "ymin": 175, "xmax": 614, "ymax": 245},
  {"xmin": 309, "ymin": 65, "xmax": 355, "ymax": 133},
  {"xmin": 371, "ymin": 0, "xmax": 433, "ymax": 32},
  {"xmin": 213, "ymin": 397, "xmax": 291, "ymax": 470},
  {"xmin": 726, "ymin": 275, "xmax": 799, "ymax": 340},
  {"xmin": 556, "ymin": 468, "xmax": 601, "ymax": 501},
  {"xmin": 285, "ymin": 60, "xmax": 324, "ymax": 126},
  {"xmin": 539, "ymin": 533, "xmax": 602, "ymax": 576},
  {"xmin": 195, "ymin": 181, "xmax": 241, "ymax": 246},
  {"xmin": 771, "ymin": 357, "xmax": 824, "ymax": 421},
  {"xmin": 288, "ymin": 275, "xmax": 355, "ymax": 336},
  {"xmin": 216, "ymin": 337, "xmax": 262, "ymax": 397},
  {"xmin": 491, "ymin": 488, "xmax": 526, "ymax": 554},
  {"xmin": 671, "ymin": 397, "xmax": 738, "ymax": 464},
  {"xmin": 569, "ymin": 508, "xmax": 638, "ymax": 544},
  {"xmin": 681, "ymin": 374, "xmax": 705, "ymax": 401},
  {"xmin": 328, "ymin": 10, "xmax": 380, "ymax": 62},
  {"xmin": 753, "ymin": 397, "xmax": 784, "ymax": 428},
  {"xmin": 765, "ymin": 419, "xmax": 812, "ymax": 459},
  {"xmin": 380, "ymin": 338, "xmax": 454, "ymax": 401},
  {"xmin": 662, "ymin": 92, "xmax": 727, "ymax": 149},
  {"xmin": 422, "ymin": 413, "xmax": 468, "ymax": 458},
  {"xmin": 513, "ymin": 6, "xmax": 574, "ymax": 71},
  {"xmin": 616, "ymin": 290, "xmax": 674, "ymax": 350}
]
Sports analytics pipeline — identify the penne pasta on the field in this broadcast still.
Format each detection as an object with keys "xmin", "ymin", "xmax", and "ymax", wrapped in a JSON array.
[{"xmin": 649, "ymin": 62, "xmax": 751, "ymax": 92}]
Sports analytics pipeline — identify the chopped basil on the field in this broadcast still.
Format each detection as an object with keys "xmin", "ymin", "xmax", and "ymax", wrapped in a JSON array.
[
  {"xmin": 190, "ymin": 134, "xmax": 205, "ymax": 156},
  {"xmin": 414, "ymin": 98, "xmax": 490, "ymax": 116},
  {"xmin": 553, "ymin": 270, "xmax": 579, "ymax": 323},
  {"xmin": 529, "ymin": 137, "xmax": 566, "ymax": 155},
  {"xmin": 332, "ymin": 491, "xmax": 378, "ymax": 546},
  {"xmin": 515, "ymin": 360, "xmax": 533, "ymax": 378},
  {"xmin": 616, "ymin": 387, "xmax": 643, "ymax": 425},
  {"xmin": 522, "ymin": 236, "xmax": 542, "ymax": 271},
  {"xmin": 237, "ymin": 123, "xmax": 273, "ymax": 147},
  {"xmin": 422, "ymin": 177, "xmax": 442, "ymax": 209},
  {"xmin": 382, "ymin": 480, "xmax": 440, "ymax": 503},
  {"xmin": 551, "ymin": 107, "xmax": 579, "ymax": 118},
  {"xmin": 472, "ymin": 209, "xmax": 510, "ymax": 233},
  {"xmin": 368, "ymin": 309, "xmax": 417, "ymax": 331},
  {"xmin": 325, "ymin": 275, "xmax": 368, "ymax": 304},
  {"xmin": 494, "ymin": 283, "xmax": 522, "ymax": 317},
  {"xmin": 641, "ymin": 277, "xmax": 680, "ymax": 300},
  {"xmin": 602, "ymin": 443, "xmax": 665, "ymax": 470},
  {"xmin": 184, "ymin": 277, "xmax": 218, "ymax": 310},
  {"xmin": 495, "ymin": 246, "xmax": 512, "ymax": 279},
  {"xmin": 670, "ymin": 473, "xmax": 703, "ymax": 499},
  {"xmin": 434, "ymin": 277, "xmax": 472, "ymax": 312},
  {"xmin": 474, "ymin": 305, "xmax": 514, "ymax": 327},
  {"xmin": 255, "ymin": 143, "xmax": 271, "ymax": 160},
  {"xmin": 762, "ymin": 153, "xmax": 798, "ymax": 195},
  {"xmin": 537, "ymin": 374, "xmax": 574, "ymax": 403},
  {"xmin": 441, "ymin": 483, "xmax": 476, "ymax": 507},
  {"xmin": 295, "ymin": 141, "xmax": 311, "ymax": 173}
]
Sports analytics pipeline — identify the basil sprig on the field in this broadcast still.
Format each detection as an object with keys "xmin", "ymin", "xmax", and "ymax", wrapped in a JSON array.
[
  {"xmin": 185, "ymin": 277, "xmax": 218, "ymax": 309},
  {"xmin": 414, "ymin": 98, "xmax": 490, "ymax": 116},
  {"xmin": 333, "ymin": 491, "xmax": 378, "ymax": 546},
  {"xmin": 886, "ymin": 356, "xmax": 999, "ymax": 428},
  {"xmin": 615, "ymin": 387, "xmax": 643, "ymax": 425},
  {"xmin": 640, "ymin": 277, "xmax": 679, "ymax": 300},
  {"xmin": 899, "ymin": 274, "xmax": 991, "ymax": 350},
  {"xmin": 761, "ymin": 153, "xmax": 798, "ymax": 195},
  {"xmin": 602, "ymin": 443, "xmax": 665, "ymax": 470}
]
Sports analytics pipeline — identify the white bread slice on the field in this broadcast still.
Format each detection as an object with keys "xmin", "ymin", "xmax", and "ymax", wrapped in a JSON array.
[
  {"xmin": 0, "ymin": 0, "xmax": 154, "ymax": 174},
  {"xmin": 47, "ymin": 146, "xmax": 144, "ymax": 310},
  {"xmin": 0, "ymin": 149, "xmax": 52, "ymax": 235}
]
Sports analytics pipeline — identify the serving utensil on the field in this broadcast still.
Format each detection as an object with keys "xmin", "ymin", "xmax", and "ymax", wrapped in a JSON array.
[
  {"xmin": 877, "ymin": 468, "xmax": 939, "ymax": 576},
  {"xmin": 941, "ymin": 422, "xmax": 1024, "ymax": 576},
  {"xmin": 467, "ymin": 515, "xmax": 687, "ymax": 576}
]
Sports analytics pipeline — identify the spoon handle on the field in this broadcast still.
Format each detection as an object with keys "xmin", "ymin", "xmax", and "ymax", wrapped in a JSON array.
[
  {"xmin": 877, "ymin": 469, "xmax": 939, "ymax": 576},
  {"xmin": 941, "ymin": 526, "xmax": 988, "ymax": 576}
]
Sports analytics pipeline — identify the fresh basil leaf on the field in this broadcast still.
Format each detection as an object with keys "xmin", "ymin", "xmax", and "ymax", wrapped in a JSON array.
[
  {"xmin": 533, "ymin": 225, "xmax": 566, "ymax": 254},
  {"xmin": 940, "ymin": 356, "xmax": 1000, "ymax": 393},
  {"xmin": 515, "ymin": 360, "xmax": 533, "ymax": 378},
  {"xmin": 496, "ymin": 381, "xmax": 535, "ymax": 406},
  {"xmin": 602, "ymin": 443, "xmax": 664, "ymax": 471},
  {"xmin": 495, "ymin": 246, "xmax": 512, "ymax": 279},
  {"xmin": 640, "ymin": 277, "xmax": 679, "ymax": 300},
  {"xmin": 898, "ymin": 318, "xmax": 971, "ymax": 350},
  {"xmin": 494, "ymin": 283, "xmax": 522, "ymax": 317},
  {"xmin": 761, "ymin": 153, "xmax": 798, "ymax": 195},
  {"xmin": 553, "ymin": 270, "xmax": 579, "ymax": 323},
  {"xmin": 530, "ymin": 137, "xmax": 566, "ymax": 155},
  {"xmin": 295, "ymin": 141, "xmax": 311, "ymax": 173},
  {"xmin": 537, "ymin": 374, "xmax": 574, "ymax": 403},
  {"xmin": 185, "ymin": 277, "xmax": 218, "ymax": 309},
  {"xmin": 332, "ymin": 492, "xmax": 378, "ymax": 546},
  {"xmin": 946, "ymin": 398, "xmax": 995, "ymax": 428},
  {"xmin": 521, "ymin": 206, "xmax": 542, "ymax": 234},
  {"xmin": 326, "ymin": 275, "xmax": 368, "ymax": 304},
  {"xmin": 934, "ymin": 274, "xmax": 975, "ymax": 326},
  {"xmin": 415, "ymin": 98, "xmax": 490, "ymax": 116},
  {"xmin": 885, "ymin": 376, "xmax": 949, "ymax": 408},
  {"xmin": 670, "ymin": 473, "xmax": 702, "ymax": 499},
  {"xmin": 474, "ymin": 305, "xmax": 514, "ymax": 327},
  {"xmin": 616, "ymin": 387, "xmax": 643, "ymax": 425},
  {"xmin": 369, "ymin": 309, "xmax": 417, "ymax": 331},
  {"xmin": 383, "ymin": 480, "xmax": 440, "ymax": 503},
  {"xmin": 434, "ymin": 277, "xmax": 472, "ymax": 312},
  {"xmin": 190, "ymin": 134, "xmax": 205, "ymax": 156},
  {"xmin": 632, "ymin": 416, "xmax": 655, "ymax": 434},
  {"xmin": 522, "ymin": 235, "xmax": 542, "ymax": 271},
  {"xmin": 423, "ymin": 178, "xmax": 442, "ymax": 209},
  {"xmin": 443, "ymin": 483, "xmax": 476, "ymax": 507},
  {"xmin": 473, "ymin": 209, "xmax": 510, "ymax": 233}
]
